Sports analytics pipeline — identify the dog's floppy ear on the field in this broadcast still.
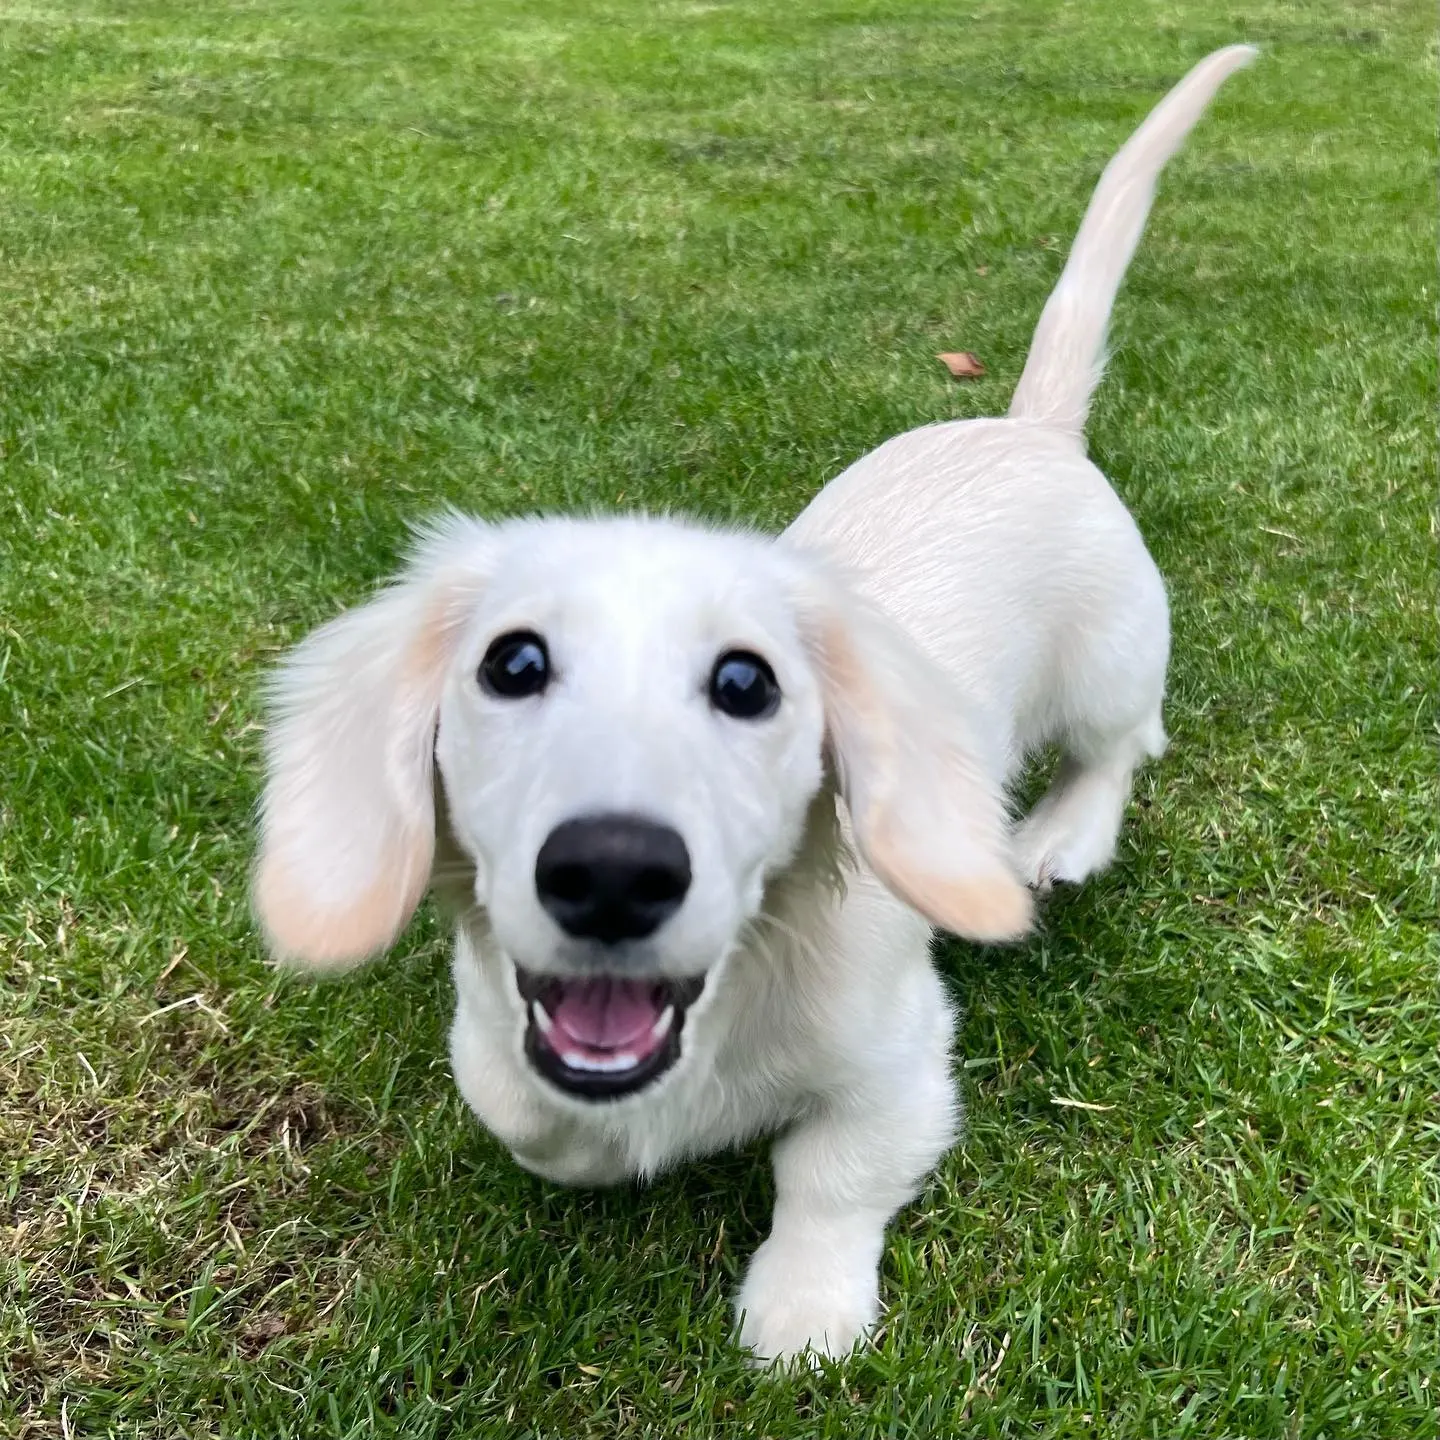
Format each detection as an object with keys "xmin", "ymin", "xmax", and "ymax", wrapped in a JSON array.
[
  {"xmin": 790, "ymin": 562, "xmax": 1033, "ymax": 943},
  {"xmin": 253, "ymin": 518, "xmax": 494, "ymax": 971}
]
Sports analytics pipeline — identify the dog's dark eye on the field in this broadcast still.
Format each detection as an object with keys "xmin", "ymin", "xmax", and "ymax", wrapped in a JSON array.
[
  {"xmin": 479, "ymin": 631, "xmax": 550, "ymax": 699},
  {"xmin": 709, "ymin": 650, "xmax": 780, "ymax": 720}
]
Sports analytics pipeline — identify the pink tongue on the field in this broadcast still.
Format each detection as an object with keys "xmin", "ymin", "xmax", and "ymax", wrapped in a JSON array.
[{"xmin": 551, "ymin": 978, "xmax": 662, "ymax": 1050}]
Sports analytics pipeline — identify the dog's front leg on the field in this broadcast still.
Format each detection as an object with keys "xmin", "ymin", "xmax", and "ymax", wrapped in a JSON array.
[{"xmin": 734, "ymin": 1048, "xmax": 957, "ymax": 1363}]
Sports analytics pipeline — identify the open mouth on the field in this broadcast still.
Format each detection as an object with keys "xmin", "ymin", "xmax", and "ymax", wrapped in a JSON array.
[{"xmin": 514, "ymin": 966, "xmax": 705, "ymax": 1100}]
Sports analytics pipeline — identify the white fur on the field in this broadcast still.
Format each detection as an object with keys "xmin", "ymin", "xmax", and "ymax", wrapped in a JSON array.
[{"xmin": 253, "ymin": 47, "xmax": 1255, "ymax": 1363}]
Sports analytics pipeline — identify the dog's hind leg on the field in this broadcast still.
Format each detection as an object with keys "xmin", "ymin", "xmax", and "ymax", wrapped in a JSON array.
[
  {"xmin": 1013, "ymin": 711, "xmax": 1166, "ymax": 889},
  {"xmin": 1013, "ymin": 553, "xmax": 1170, "ymax": 890}
]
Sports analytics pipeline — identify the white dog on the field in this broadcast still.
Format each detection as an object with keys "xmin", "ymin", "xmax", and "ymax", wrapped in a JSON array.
[{"xmin": 254, "ymin": 46, "xmax": 1255, "ymax": 1362}]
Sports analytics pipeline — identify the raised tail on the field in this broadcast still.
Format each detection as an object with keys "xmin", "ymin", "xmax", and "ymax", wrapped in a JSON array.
[{"xmin": 1007, "ymin": 44, "xmax": 1256, "ymax": 439}]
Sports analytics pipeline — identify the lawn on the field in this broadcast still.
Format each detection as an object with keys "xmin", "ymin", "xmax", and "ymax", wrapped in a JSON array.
[{"xmin": 1, "ymin": 0, "xmax": 1435, "ymax": 1435}]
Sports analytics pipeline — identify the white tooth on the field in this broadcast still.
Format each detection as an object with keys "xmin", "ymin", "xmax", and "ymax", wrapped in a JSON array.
[
  {"xmin": 531, "ymin": 1001, "xmax": 554, "ymax": 1035},
  {"xmin": 561, "ymin": 1050, "xmax": 641, "ymax": 1073},
  {"xmin": 649, "ymin": 1005, "xmax": 675, "ymax": 1040}
]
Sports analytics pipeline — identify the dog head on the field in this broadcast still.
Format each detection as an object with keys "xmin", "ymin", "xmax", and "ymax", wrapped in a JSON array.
[{"xmin": 254, "ymin": 514, "xmax": 1031, "ymax": 1100}]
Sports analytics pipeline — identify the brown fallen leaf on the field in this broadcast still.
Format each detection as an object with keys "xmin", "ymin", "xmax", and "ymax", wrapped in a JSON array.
[
  {"xmin": 937, "ymin": 351, "xmax": 986, "ymax": 379},
  {"xmin": 240, "ymin": 1315, "xmax": 288, "ymax": 1350}
]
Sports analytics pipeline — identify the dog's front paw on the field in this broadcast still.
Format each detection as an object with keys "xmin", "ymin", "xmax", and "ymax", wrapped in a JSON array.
[{"xmin": 734, "ymin": 1234, "xmax": 880, "ymax": 1364}]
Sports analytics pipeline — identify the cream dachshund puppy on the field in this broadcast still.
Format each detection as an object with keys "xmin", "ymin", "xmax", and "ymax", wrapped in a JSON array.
[{"xmin": 254, "ymin": 46, "xmax": 1255, "ymax": 1361}]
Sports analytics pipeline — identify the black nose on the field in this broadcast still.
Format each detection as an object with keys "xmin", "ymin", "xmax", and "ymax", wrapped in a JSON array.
[{"xmin": 535, "ymin": 815, "xmax": 692, "ymax": 944}]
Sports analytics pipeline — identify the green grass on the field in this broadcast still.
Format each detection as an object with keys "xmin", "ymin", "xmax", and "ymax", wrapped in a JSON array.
[{"xmin": 1, "ymin": 0, "xmax": 1435, "ymax": 1434}]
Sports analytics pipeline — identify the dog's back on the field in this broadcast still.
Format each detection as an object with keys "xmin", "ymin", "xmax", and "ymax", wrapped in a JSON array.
[{"xmin": 787, "ymin": 417, "xmax": 1164, "ymax": 767}]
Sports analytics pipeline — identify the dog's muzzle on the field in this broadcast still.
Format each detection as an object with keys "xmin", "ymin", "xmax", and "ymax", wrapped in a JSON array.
[{"xmin": 514, "ymin": 966, "xmax": 705, "ymax": 1100}]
